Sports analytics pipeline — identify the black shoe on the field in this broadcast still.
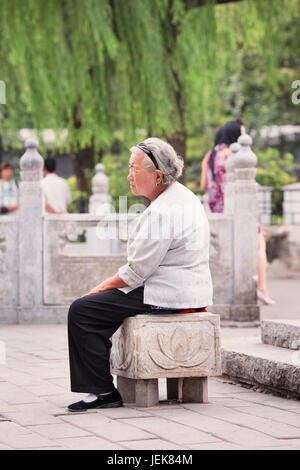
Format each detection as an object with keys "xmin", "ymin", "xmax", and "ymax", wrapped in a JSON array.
[{"xmin": 67, "ymin": 389, "xmax": 123, "ymax": 412}]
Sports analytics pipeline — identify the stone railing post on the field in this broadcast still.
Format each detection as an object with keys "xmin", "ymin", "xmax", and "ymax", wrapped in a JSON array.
[
  {"xmin": 232, "ymin": 134, "xmax": 259, "ymax": 322},
  {"xmin": 87, "ymin": 163, "xmax": 113, "ymax": 255},
  {"xmin": 18, "ymin": 138, "xmax": 44, "ymax": 316},
  {"xmin": 88, "ymin": 163, "xmax": 112, "ymax": 215},
  {"xmin": 224, "ymin": 142, "xmax": 240, "ymax": 215}
]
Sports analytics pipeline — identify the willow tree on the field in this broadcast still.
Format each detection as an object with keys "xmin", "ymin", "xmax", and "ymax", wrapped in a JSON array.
[
  {"xmin": 0, "ymin": 0, "xmax": 175, "ymax": 190},
  {"xmin": 163, "ymin": 0, "xmax": 299, "ymax": 167},
  {"xmin": 0, "ymin": 0, "xmax": 298, "ymax": 189}
]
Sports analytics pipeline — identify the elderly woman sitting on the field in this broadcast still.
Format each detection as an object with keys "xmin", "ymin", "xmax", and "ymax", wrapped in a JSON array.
[{"xmin": 67, "ymin": 137, "xmax": 213, "ymax": 411}]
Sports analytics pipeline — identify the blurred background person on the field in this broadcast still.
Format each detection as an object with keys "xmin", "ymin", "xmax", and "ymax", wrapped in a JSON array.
[
  {"xmin": 41, "ymin": 157, "xmax": 72, "ymax": 214},
  {"xmin": 0, "ymin": 162, "xmax": 18, "ymax": 214},
  {"xmin": 201, "ymin": 119, "xmax": 275, "ymax": 305},
  {"xmin": 201, "ymin": 119, "xmax": 244, "ymax": 213}
]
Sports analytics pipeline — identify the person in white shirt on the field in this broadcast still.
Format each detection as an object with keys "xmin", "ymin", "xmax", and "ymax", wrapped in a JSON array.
[
  {"xmin": 0, "ymin": 162, "xmax": 18, "ymax": 214},
  {"xmin": 67, "ymin": 137, "xmax": 213, "ymax": 412},
  {"xmin": 41, "ymin": 158, "xmax": 72, "ymax": 214}
]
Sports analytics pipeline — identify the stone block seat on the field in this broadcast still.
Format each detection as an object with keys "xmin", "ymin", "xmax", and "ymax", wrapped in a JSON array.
[{"xmin": 110, "ymin": 311, "xmax": 222, "ymax": 407}]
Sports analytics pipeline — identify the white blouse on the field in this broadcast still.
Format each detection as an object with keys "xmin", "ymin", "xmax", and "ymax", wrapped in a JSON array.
[{"xmin": 117, "ymin": 181, "xmax": 213, "ymax": 309}]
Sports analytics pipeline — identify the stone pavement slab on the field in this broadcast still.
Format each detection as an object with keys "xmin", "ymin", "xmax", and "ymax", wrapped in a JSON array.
[
  {"xmin": 0, "ymin": 324, "xmax": 299, "ymax": 450},
  {"xmin": 184, "ymin": 404, "xmax": 300, "ymax": 439},
  {"xmin": 260, "ymin": 278, "xmax": 300, "ymax": 320},
  {"xmin": 54, "ymin": 436, "xmax": 126, "ymax": 450},
  {"xmin": 187, "ymin": 442, "xmax": 242, "ymax": 450},
  {"xmin": 141, "ymin": 406, "xmax": 286, "ymax": 448},
  {"xmin": 27, "ymin": 422, "xmax": 92, "ymax": 440},
  {"xmin": 122, "ymin": 438, "xmax": 189, "ymax": 450},
  {"xmin": 0, "ymin": 421, "xmax": 59, "ymax": 449},
  {"xmin": 0, "ymin": 382, "xmax": 41, "ymax": 405},
  {"xmin": 93, "ymin": 407, "xmax": 152, "ymax": 419},
  {"xmin": 1, "ymin": 403, "xmax": 59, "ymax": 426},
  {"xmin": 118, "ymin": 416, "xmax": 219, "ymax": 445},
  {"xmin": 232, "ymin": 403, "xmax": 300, "ymax": 428},
  {"xmin": 222, "ymin": 390, "xmax": 300, "ymax": 410},
  {"xmin": 60, "ymin": 412, "xmax": 156, "ymax": 443}
]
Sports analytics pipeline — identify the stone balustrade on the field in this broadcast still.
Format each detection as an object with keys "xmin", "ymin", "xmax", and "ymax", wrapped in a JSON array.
[{"xmin": 0, "ymin": 135, "xmax": 260, "ymax": 324}]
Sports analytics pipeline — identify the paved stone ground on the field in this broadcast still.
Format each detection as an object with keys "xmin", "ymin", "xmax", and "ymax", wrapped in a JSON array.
[
  {"xmin": 260, "ymin": 277, "xmax": 300, "ymax": 320},
  {"xmin": 0, "ymin": 319, "xmax": 300, "ymax": 450}
]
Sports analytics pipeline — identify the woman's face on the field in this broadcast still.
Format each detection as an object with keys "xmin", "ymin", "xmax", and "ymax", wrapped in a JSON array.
[
  {"xmin": 128, "ymin": 152, "xmax": 161, "ymax": 199},
  {"xmin": 1, "ymin": 167, "xmax": 13, "ymax": 181},
  {"xmin": 240, "ymin": 125, "xmax": 246, "ymax": 135}
]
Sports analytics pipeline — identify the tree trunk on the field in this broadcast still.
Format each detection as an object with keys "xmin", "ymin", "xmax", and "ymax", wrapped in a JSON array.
[
  {"xmin": 165, "ymin": 70, "xmax": 187, "ymax": 185},
  {"xmin": 70, "ymin": 145, "xmax": 95, "ymax": 193},
  {"xmin": 163, "ymin": 2, "xmax": 187, "ymax": 184},
  {"xmin": 70, "ymin": 110, "xmax": 97, "ymax": 194},
  {"xmin": 166, "ymin": 129, "xmax": 187, "ymax": 185}
]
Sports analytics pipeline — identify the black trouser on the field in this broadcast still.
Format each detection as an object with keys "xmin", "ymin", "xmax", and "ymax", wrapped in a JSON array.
[{"xmin": 67, "ymin": 286, "xmax": 152, "ymax": 394}]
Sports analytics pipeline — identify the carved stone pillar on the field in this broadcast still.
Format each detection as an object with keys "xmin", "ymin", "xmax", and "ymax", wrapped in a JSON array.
[
  {"xmin": 232, "ymin": 134, "xmax": 260, "ymax": 322},
  {"xmin": 88, "ymin": 163, "xmax": 112, "ymax": 215},
  {"xmin": 224, "ymin": 142, "xmax": 240, "ymax": 216},
  {"xmin": 18, "ymin": 138, "xmax": 44, "ymax": 317},
  {"xmin": 87, "ymin": 163, "xmax": 114, "ymax": 255}
]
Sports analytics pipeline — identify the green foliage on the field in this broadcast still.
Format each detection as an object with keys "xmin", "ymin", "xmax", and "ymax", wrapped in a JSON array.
[
  {"xmin": 102, "ymin": 145, "xmax": 144, "ymax": 212},
  {"xmin": 0, "ymin": 0, "xmax": 299, "ymax": 196},
  {"xmin": 0, "ymin": 0, "xmax": 175, "ymax": 153},
  {"xmin": 255, "ymin": 147, "xmax": 296, "ymax": 188},
  {"xmin": 1, "ymin": 0, "xmax": 299, "ymax": 148},
  {"xmin": 102, "ymin": 150, "xmax": 131, "ymax": 198},
  {"xmin": 67, "ymin": 175, "xmax": 88, "ymax": 213}
]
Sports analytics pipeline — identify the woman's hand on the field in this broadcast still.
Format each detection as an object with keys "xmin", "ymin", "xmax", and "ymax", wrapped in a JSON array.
[
  {"xmin": 81, "ymin": 273, "xmax": 128, "ymax": 297},
  {"xmin": 81, "ymin": 282, "xmax": 107, "ymax": 297}
]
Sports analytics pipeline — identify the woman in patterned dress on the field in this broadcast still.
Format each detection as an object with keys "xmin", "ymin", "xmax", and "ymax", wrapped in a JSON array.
[
  {"xmin": 201, "ymin": 119, "xmax": 275, "ymax": 305},
  {"xmin": 201, "ymin": 119, "xmax": 244, "ymax": 212}
]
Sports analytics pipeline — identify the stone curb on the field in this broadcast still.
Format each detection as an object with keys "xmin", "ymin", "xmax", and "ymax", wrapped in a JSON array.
[
  {"xmin": 261, "ymin": 320, "xmax": 300, "ymax": 350},
  {"xmin": 222, "ymin": 349, "xmax": 300, "ymax": 399}
]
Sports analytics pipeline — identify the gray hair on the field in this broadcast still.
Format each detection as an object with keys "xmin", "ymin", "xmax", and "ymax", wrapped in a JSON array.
[{"xmin": 130, "ymin": 137, "xmax": 184, "ymax": 185}]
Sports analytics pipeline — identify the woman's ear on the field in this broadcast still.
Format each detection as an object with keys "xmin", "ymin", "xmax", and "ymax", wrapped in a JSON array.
[{"xmin": 156, "ymin": 170, "xmax": 163, "ymax": 185}]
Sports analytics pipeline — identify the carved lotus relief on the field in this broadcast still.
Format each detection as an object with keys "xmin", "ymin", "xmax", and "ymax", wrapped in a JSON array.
[
  {"xmin": 148, "ymin": 325, "xmax": 214, "ymax": 370},
  {"xmin": 111, "ymin": 326, "xmax": 133, "ymax": 371}
]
